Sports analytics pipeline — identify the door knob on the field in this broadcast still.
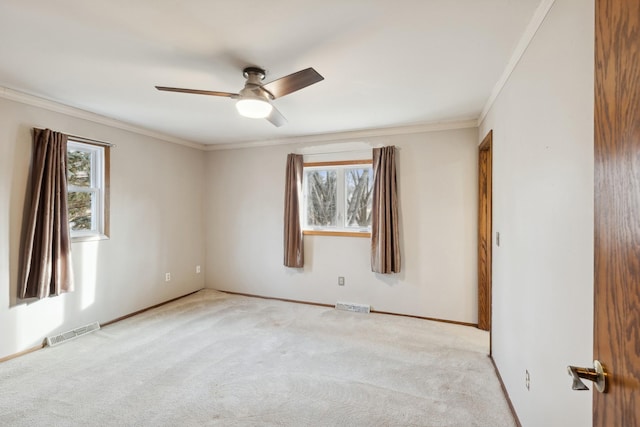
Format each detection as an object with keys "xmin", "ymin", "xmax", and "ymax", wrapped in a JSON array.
[{"xmin": 567, "ymin": 360, "xmax": 607, "ymax": 393}]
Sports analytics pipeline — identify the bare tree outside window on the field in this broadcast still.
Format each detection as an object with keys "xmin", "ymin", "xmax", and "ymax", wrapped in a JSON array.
[
  {"xmin": 345, "ymin": 168, "xmax": 372, "ymax": 228},
  {"xmin": 305, "ymin": 169, "xmax": 337, "ymax": 227}
]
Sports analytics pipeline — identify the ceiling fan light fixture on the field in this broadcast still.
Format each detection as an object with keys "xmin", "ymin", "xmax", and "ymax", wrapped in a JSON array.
[{"xmin": 235, "ymin": 98, "xmax": 273, "ymax": 119}]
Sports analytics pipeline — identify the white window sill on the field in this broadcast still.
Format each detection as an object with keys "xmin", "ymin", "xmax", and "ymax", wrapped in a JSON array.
[
  {"xmin": 71, "ymin": 234, "xmax": 110, "ymax": 243},
  {"xmin": 303, "ymin": 230, "xmax": 371, "ymax": 238}
]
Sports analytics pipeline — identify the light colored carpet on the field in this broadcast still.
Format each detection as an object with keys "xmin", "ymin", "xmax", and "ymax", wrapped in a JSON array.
[{"xmin": 0, "ymin": 290, "xmax": 516, "ymax": 426}]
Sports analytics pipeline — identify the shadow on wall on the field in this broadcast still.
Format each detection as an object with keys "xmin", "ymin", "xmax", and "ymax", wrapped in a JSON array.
[
  {"xmin": 13, "ymin": 297, "xmax": 65, "ymax": 351},
  {"xmin": 9, "ymin": 124, "xmax": 33, "ymax": 308},
  {"xmin": 7, "ymin": 239, "xmax": 101, "ymax": 356}
]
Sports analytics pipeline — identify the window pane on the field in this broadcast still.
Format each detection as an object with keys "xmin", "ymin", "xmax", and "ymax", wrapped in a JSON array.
[
  {"xmin": 306, "ymin": 169, "xmax": 337, "ymax": 227},
  {"xmin": 68, "ymin": 191, "xmax": 93, "ymax": 231},
  {"xmin": 67, "ymin": 149, "xmax": 92, "ymax": 187},
  {"xmin": 345, "ymin": 168, "xmax": 373, "ymax": 228}
]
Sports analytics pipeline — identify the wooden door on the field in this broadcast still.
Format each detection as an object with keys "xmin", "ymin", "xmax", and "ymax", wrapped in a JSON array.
[
  {"xmin": 478, "ymin": 131, "xmax": 492, "ymax": 332},
  {"xmin": 594, "ymin": 0, "xmax": 640, "ymax": 425}
]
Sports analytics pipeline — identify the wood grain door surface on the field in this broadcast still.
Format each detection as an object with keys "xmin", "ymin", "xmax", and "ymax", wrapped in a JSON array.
[{"xmin": 594, "ymin": 0, "xmax": 640, "ymax": 425}]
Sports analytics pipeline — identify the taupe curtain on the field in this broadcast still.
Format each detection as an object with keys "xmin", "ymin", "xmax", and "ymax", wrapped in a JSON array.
[
  {"xmin": 283, "ymin": 153, "xmax": 304, "ymax": 268},
  {"xmin": 371, "ymin": 146, "xmax": 401, "ymax": 273},
  {"xmin": 20, "ymin": 129, "xmax": 74, "ymax": 299}
]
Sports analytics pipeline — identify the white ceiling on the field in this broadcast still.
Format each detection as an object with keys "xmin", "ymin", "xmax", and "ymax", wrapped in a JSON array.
[{"xmin": 0, "ymin": 0, "xmax": 542, "ymax": 146}]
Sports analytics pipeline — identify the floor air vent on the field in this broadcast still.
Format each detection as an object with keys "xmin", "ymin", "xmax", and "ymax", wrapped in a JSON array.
[
  {"xmin": 335, "ymin": 302, "xmax": 370, "ymax": 314},
  {"xmin": 46, "ymin": 321, "xmax": 101, "ymax": 347}
]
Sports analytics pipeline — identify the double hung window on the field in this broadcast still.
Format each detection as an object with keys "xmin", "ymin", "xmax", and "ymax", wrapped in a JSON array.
[{"xmin": 67, "ymin": 140, "xmax": 109, "ymax": 240}]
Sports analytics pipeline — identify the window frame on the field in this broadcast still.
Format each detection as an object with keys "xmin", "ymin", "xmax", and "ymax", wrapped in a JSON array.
[
  {"xmin": 302, "ymin": 159, "xmax": 373, "ymax": 238},
  {"xmin": 67, "ymin": 139, "xmax": 110, "ymax": 242}
]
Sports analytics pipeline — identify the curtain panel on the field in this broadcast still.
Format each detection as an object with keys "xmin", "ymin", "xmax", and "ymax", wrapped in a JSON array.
[
  {"xmin": 371, "ymin": 146, "xmax": 401, "ymax": 273},
  {"xmin": 283, "ymin": 153, "xmax": 304, "ymax": 268},
  {"xmin": 20, "ymin": 128, "xmax": 74, "ymax": 299}
]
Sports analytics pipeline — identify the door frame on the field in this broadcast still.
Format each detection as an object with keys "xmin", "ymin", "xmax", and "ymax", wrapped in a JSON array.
[{"xmin": 478, "ymin": 130, "xmax": 493, "ymax": 335}]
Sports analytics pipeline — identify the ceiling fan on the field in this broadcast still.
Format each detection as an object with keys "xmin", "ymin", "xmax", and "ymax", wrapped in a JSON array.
[{"xmin": 156, "ymin": 67, "xmax": 324, "ymax": 127}]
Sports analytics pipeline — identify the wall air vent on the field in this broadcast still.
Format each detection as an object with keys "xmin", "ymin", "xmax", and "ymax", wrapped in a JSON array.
[
  {"xmin": 46, "ymin": 321, "xmax": 101, "ymax": 347},
  {"xmin": 335, "ymin": 302, "xmax": 370, "ymax": 314}
]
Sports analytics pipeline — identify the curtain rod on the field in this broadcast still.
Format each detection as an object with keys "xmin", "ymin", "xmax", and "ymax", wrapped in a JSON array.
[
  {"xmin": 301, "ymin": 149, "xmax": 372, "ymax": 156},
  {"xmin": 66, "ymin": 133, "xmax": 115, "ymax": 148},
  {"xmin": 298, "ymin": 146, "xmax": 398, "ymax": 156},
  {"xmin": 34, "ymin": 128, "xmax": 115, "ymax": 147}
]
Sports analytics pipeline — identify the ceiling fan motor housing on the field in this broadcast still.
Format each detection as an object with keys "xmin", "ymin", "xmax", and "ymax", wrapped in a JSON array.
[
  {"xmin": 241, "ymin": 67, "xmax": 273, "ymax": 100},
  {"xmin": 243, "ymin": 67, "xmax": 266, "ymax": 81}
]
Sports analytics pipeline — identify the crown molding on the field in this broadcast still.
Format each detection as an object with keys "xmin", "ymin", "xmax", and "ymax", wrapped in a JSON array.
[
  {"xmin": 205, "ymin": 119, "xmax": 478, "ymax": 151},
  {"xmin": 0, "ymin": 86, "xmax": 207, "ymax": 150},
  {"xmin": 478, "ymin": 0, "xmax": 557, "ymax": 125}
]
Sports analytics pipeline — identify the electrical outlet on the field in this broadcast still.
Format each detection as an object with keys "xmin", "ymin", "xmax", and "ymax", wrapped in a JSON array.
[
  {"xmin": 196, "ymin": 265, "xmax": 201, "ymax": 274},
  {"xmin": 525, "ymin": 370, "xmax": 530, "ymax": 390},
  {"xmin": 338, "ymin": 276, "xmax": 345, "ymax": 286},
  {"xmin": 165, "ymin": 273, "xmax": 171, "ymax": 282}
]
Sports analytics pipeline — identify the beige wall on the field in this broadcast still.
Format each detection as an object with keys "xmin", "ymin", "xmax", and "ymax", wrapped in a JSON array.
[
  {"xmin": 479, "ymin": 0, "xmax": 594, "ymax": 425},
  {"xmin": 205, "ymin": 127, "xmax": 479, "ymax": 323},
  {"xmin": 0, "ymin": 97, "xmax": 205, "ymax": 359}
]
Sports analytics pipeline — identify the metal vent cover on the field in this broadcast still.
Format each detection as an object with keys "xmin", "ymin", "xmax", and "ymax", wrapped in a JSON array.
[
  {"xmin": 46, "ymin": 321, "xmax": 100, "ymax": 347},
  {"xmin": 335, "ymin": 302, "xmax": 370, "ymax": 314}
]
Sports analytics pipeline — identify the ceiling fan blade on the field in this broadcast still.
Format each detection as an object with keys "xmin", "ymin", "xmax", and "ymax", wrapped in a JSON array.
[
  {"xmin": 155, "ymin": 86, "xmax": 238, "ymax": 98},
  {"xmin": 262, "ymin": 67, "xmax": 324, "ymax": 99},
  {"xmin": 266, "ymin": 105, "xmax": 287, "ymax": 127}
]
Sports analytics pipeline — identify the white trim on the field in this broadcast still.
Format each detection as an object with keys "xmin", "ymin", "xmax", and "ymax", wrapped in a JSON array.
[
  {"xmin": 0, "ymin": 86, "xmax": 206, "ymax": 150},
  {"xmin": 477, "ymin": 0, "xmax": 557, "ymax": 125},
  {"xmin": 206, "ymin": 119, "xmax": 478, "ymax": 151}
]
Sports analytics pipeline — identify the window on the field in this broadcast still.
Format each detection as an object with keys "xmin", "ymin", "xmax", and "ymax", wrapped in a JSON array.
[
  {"xmin": 303, "ymin": 161, "xmax": 373, "ymax": 236},
  {"xmin": 67, "ymin": 140, "xmax": 109, "ymax": 241}
]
